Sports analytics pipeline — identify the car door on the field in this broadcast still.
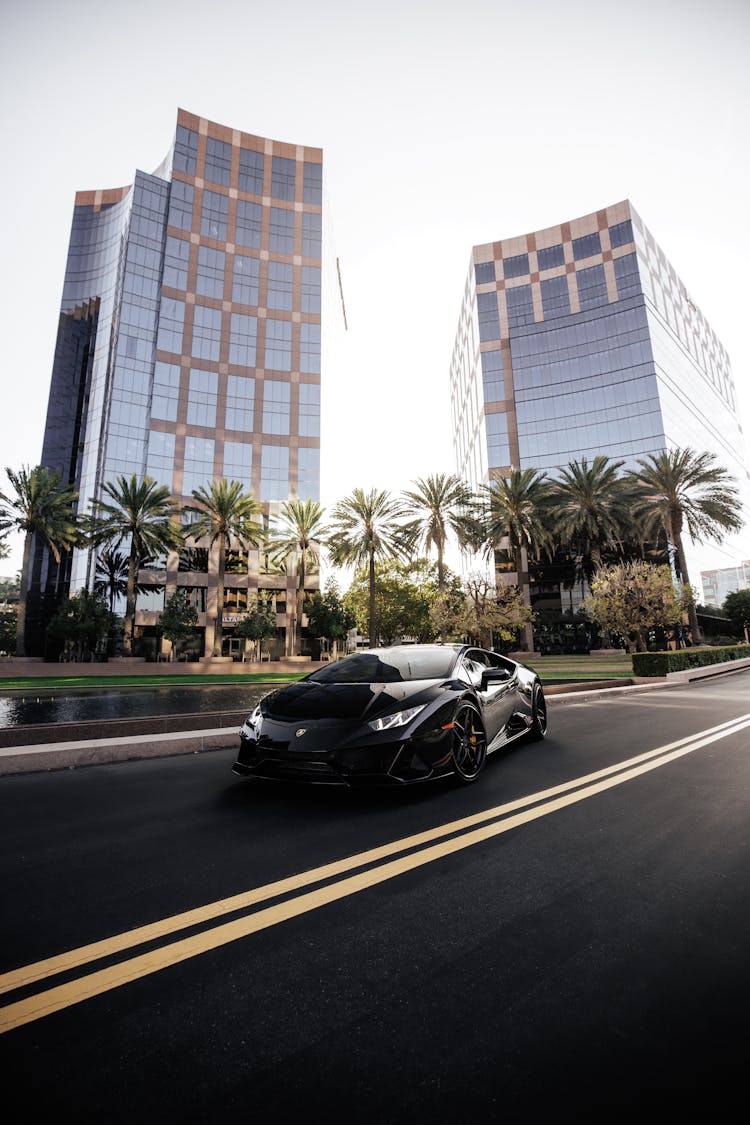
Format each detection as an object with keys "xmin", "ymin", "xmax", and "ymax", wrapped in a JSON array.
[{"xmin": 460, "ymin": 648, "xmax": 518, "ymax": 749}]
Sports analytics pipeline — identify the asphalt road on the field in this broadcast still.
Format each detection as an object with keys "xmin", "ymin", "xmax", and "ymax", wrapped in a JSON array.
[{"xmin": 2, "ymin": 670, "xmax": 749, "ymax": 1122}]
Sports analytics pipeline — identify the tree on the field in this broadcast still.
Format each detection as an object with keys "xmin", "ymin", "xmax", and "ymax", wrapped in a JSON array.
[
  {"xmin": 93, "ymin": 547, "xmax": 158, "ymax": 612},
  {"xmin": 343, "ymin": 558, "xmax": 443, "ymax": 645},
  {"xmin": 547, "ymin": 456, "xmax": 632, "ymax": 572},
  {"xmin": 478, "ymin": 468, "xmax": 550, "ymax": 652},
  {"xmin": 47, "ymin": 589, "xmax": 115, "ymax": 661},
  {"xmin": 305, "ymin": 578, "xmax": 357, "ymax": 659},
  {"xmin": 159, "ymin": 590, "xmax": 198, "ymax": 660},
  {"xmin": 629, "ymin": 448, "xmax": 743, "ymax": 644},
  {"xmin": 585, "ymin": 561, "xmax": 686, "ymax": 654},
  {"xmin": 463, "ymin": 572, "xmax": 533, "ymax": 650},
  {"xmin": 328, "ymin": 487, "xmax": 409, "ymax": 647},
  {"xmin": 723, "ymin": 589, "xmax": 750, "ymax": 643},
  {"xmin": 0, "ymin": 465, "xmax": 78, "ymax": 656},
  {"xmin": 234, "ymin": 594, "xmax": 278, "ymax": 661},
  {"xmin": 266, "ymin": 499, "xmax": 327, "ymax": 655},
  {"xmin": 401, "ymin": 473, "xmax": 473, "ymax": 590},
  {"xmin": 84, "ymin": 474, "xmax": 182, "ymax": 657},
  {"xmin": 183, "ymin": 479, "xmax": 263, "ymax": 657}
]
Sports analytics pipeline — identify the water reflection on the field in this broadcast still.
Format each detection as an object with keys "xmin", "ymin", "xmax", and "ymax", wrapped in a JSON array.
[{"xmin": 0, "ymin": 685, "xmax": 272, "ymax": 728}]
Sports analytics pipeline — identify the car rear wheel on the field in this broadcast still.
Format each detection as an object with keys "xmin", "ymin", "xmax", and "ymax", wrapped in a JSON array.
[
  {"xmin": 451, "ymin": 702, "xmax": 487, "ymax": 783},
  {"xmin": 527, "ymin": 684, "xmax": 547, "ymax": 741}
]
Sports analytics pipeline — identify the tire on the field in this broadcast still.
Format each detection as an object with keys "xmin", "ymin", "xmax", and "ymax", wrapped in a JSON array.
[
  {"xmin": 527, "ymin": 683, "xmax": 547, "ymax": 741},
  {"xmin": 451, "ymin": 702, "xmax": 487, "ymax": 783}
]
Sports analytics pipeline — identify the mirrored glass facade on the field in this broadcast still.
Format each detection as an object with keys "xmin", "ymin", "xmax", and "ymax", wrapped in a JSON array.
[
  {"xmin": 34, "ymin": 109, "xmax": 324, "ymax": 657},
  {"xmin": 451, "ymin": 198, "xmax": 750, "ymax": 524}
]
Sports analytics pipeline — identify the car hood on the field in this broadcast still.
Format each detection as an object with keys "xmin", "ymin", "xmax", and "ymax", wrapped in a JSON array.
[{"xmin": 261, "ymin": 679, "xmax": 439, "ymax": 722}]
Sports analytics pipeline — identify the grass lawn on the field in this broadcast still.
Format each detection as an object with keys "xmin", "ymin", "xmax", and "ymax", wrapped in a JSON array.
[
  {"xmin": 522, "ymin": 653, "xmax": 634, "ymax": 682},
  {"xmin": 0, "ymin": 672, "xmax": 304, "ymax": 691}
]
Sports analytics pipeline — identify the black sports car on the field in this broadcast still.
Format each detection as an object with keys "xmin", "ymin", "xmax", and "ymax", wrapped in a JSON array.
[{"xmin": 232, "ymin": 643, "xmax": 547, "ymax": 787}]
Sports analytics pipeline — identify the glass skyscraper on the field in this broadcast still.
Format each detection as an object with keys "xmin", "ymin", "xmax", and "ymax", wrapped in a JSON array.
[
  {"xmin": 32, "ymin": 109, "xmax": 324, "ymax": 658},
  {"xmin": 450, "ymin": 199, "xmax": 750, "ymax": 608}
]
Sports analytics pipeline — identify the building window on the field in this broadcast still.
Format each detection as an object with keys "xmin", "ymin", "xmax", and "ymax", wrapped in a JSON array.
[
  {"xmin": 239, "ymin": 147, "xmax": 264, "ymax": 195},
  {"xmin": 271, "ymin": 155, "xmax": 296, "ymax": 201},
  {"xmin": 480, "ymin": 350, "xmax": 504, "ymax": 402},
  {"xmin": 302, "ymin": 212, "xmax": 321, "ymax": 258},
  {"xmin": 205, "ymin": 136, "xmax": 232, "ymax": 187},
  {"xmin": 187, "ymin": 369, "xmax": 218, "ymax": 427},
  {"xmin": 201, "ymin": 190, "xmax": 228, "ymax": 241},
  {"xmin": 609, "ymin": 220, "xmax": 634, "ymax": 248},
  {"xmin": 196, "ymin": 245, "xmax": 226, "ymax": 300},
  {"xmin": 303, "ymin": 161, "xmax": 322, "ymax": 205},
  {"xmin": 191, "ymin": 304, "xmax": 222, "ymax": 362},
  {"xmin": 260, "ymin": 445, "xmax": 289, "ymax": 501},
  {"xmin": 474, "ymin": 262, "xmax": 495, "ymax": 284},
  {"xmin": 269, "ymin": 207, "xmax": 295, "ymax": 254},
  {"xmin": 300, "ymin": 322, "xmax": 321, "ymax": 374},
  {"xmin": 183, "ymin": 586, "xmax": 207, "ymax": 612},
  {"xmin": 152, "ymin": 361, "xmax": 181, "ymax": 422},
  {"xmin": 232, "ymin": 253, "xmax": 259, "ymax": 306},
  {"xmin": 163, "ymin": 236, "xmax": 190, "ymax": 290},
  {"xmin": 264, "ymin": 317, "xmax": 292, "ymax": 371},
  {"xmin": 262, "ymin": 379, "xmax": 291, "ymax": 435},
  {"xmin": 572, "ymin": 232, "xmax": 601, "ymax": 260},
  {"xmin": 179, "ymin": 547, "xmax": 209, "ymax": 572},
  {"xmin": 229, "ymin": 313, "xmax": 257, "ymax": 367},
  {"xmin": 224, "ymin": 588, "xmax": 249, "ymax": 612},
  {"xmin": 540, "ymin": 274, "xmax": 570, "ymax": 319},
  {"xmin": 235, "ymin": 200, "xmax": 262, "ymax": 249},
  {"xmin": 146, "ymin": 430, "xmax": 175, "ymax": 489},
  {"xmin": 156, "ymin": 297, "xmax": 186, "ymax": 354},
  {"xmin": 503, "ymin": 253, "xmax": 529, "ymax": 279},
  {"xmin": 266, "ymin": 260, "xmax": 294, "ymax": 310},
  {"xmin": 537, "ymin": 244, "xmax": 565, "ymax": 271},
  {"xmin": 301, "ymin": 266, "xmax": 321, "ymax": 314},
  {"xmin": 486, "ymin": 412, "xmax": 510, "ymax": 467},
  {"xmin": 506, "ymin": 285, "xmax": 534, "ymax": 329},
  {"xmin": 173, "ymin": 126, "xmax": 198, "ymax": 176},
  {"xmin": 299, "ymin": 382, "xmax": 320, "ymax": 436},
  {"xmin": 577, "ymin": 263, "xmax": 608, "ymax": 310},
  {"xmin": 224, "ymin": 440, "xmax": 252, "ymax": 483},
  {"xmin": 614, "ymin": 252, "xmax": 641, "ymax": 299},
  {"xmin": 226, "ymin": 374, "xmax": 255, "ymax": 431},
  {"xmin": 167, "ymin": 181, "xmax": 194, "ymax": 232},
  {"xmin": 297, "ymin": 447, "xmax": 320, "ymax": 500},
  {"xmin": 182, "ymin": 436, "xmax": 215, "ymax": 496},
  {"xmin": 477, "ymin": 292, "xmax": 500, "ymax": 342}
]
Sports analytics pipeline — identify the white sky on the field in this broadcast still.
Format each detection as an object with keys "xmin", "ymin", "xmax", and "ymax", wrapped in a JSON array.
[{"xmin": 1, "ymin": 0, "xmax": 749, "ymax": 588}]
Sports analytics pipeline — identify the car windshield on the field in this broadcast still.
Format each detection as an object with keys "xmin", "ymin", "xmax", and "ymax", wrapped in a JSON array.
[{"xmin": 308, "ymin": 649, "xmax": 458, "ymax": 684}]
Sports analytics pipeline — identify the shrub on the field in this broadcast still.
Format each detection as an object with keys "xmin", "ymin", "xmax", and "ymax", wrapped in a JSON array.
[{"xmin": 632, "ymin": 644, "xmax": 750, "ymax": 677}]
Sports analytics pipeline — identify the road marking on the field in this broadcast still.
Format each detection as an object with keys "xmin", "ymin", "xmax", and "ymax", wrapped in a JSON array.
[{"xmin": 2, "ymin": 712, "xmax": 749, "ymax": 1034}]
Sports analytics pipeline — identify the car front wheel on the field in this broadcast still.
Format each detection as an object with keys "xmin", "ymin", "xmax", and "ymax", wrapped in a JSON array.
[{"xmin": 451, "ymin": 702, "xmax": 487, "ymax": 783}]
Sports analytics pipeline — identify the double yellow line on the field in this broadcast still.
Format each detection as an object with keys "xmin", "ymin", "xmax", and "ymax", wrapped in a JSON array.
[{"xmin": 2, "ymin": 712, "xmax": 748, "ymax": 1034}]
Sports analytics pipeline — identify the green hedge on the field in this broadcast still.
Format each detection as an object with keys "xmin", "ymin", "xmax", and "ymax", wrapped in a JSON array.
[{"xmin": 632, "ymin": 644, "xmax": 750, "ymax": 677}]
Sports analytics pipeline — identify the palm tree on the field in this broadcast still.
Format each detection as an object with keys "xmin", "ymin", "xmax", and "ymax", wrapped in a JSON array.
[
  {"xmin": 267, "ymin": 499, "xmax": 328, "ymax": 656},
  {"xmin": 0, "ymin": 465, "xmax": 78, "ymax": 656},
  {"xmin": 327, "ymin": 487, "xmax": 409, "ymax": 647},
  {"xmin": 93, "ymin": 548, "xmax": 131, "ymax": 612},
  {"xmin": 85, "ymin": 474, "xmax": 182, "ymax": 656},
  {"xmin": 479, "ymin": 468, "xmax": 551, "ymax": 652},
  {"xmin": 628, "ymin": 447, "xmax": 743, "ymax": 644},
  {"xmin": 183, "ymin": 479, "xmax": 263, "ymax": 657},
  {"xmin": 547, "ymin": 455, "xmax": 633, "ymax": 587},
  {"xmin": 401, "ymin": 473, "xmax": 473, "ymax": 591}
]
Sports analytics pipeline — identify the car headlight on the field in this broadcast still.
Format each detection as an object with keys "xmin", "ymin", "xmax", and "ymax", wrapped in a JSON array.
[
  {"xmin": 368, "ymin": 704, "xmax": 426, "ymax": 732},
  {"xmin": 241, "ymin": 704, "xmax": 262, "ymax": 737}
]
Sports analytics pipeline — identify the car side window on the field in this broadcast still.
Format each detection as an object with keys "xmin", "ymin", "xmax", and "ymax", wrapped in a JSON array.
[{"xmin": 457, "ymin": 654, "xmax": 484, "ymax": 687}]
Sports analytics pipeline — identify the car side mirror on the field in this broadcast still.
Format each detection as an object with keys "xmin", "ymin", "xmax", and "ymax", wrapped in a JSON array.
[{"xmin": 481, "ymin": 667, "xmax": 512, "ymax": 690}]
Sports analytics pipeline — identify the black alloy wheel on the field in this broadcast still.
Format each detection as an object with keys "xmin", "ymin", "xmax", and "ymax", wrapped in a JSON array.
[
  {"xmin": 528, "ymin": 683, "xmax": 547, "ymax": 741},
  {"xmin": 451, "ymin": 702, "xmax": 487, "ymax": 783}
]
